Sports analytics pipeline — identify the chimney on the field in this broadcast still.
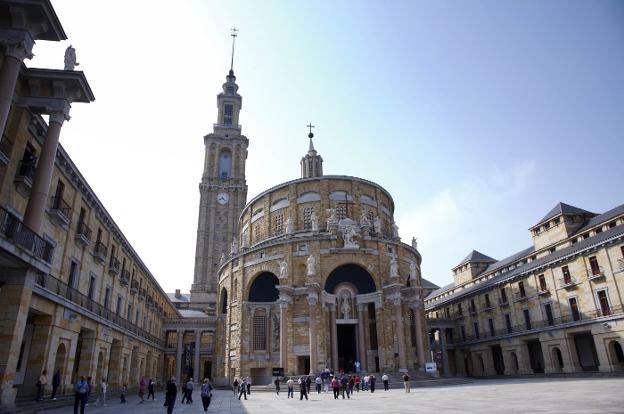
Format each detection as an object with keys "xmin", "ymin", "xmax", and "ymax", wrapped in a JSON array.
[{"xmin": 175, "ymin": 289, "xmax": 181, "ymax": 299}]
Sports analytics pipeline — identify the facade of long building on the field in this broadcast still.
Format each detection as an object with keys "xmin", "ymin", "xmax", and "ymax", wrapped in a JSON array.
[{"xmin": 425, "ymin": 203, "xmax": 624, "ymax": 377}]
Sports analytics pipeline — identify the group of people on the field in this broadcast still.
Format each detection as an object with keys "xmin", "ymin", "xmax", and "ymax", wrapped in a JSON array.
[
  {"xmin": 71, "ymin": 376, "xmax": 155, "ymax": 414},
  {"xmin": 164, "ymin": 377, "xmax": 213, "ymax": 414},
  {"xmin": 232, "ymin": 376, "xmax": 253, "ymax": 400}
]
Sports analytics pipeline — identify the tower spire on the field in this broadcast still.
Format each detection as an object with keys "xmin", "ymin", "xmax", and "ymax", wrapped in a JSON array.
[
  {"xmin": 230, "ymin": 27, "xmax": 238, "ymax": 73},
  {"xmin": 301, "ymin": 123, "xmax": 323, "ymax": 178}
]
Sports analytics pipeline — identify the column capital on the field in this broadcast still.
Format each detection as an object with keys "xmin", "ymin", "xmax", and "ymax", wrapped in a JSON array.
[
  {"xmin": 48, "ymin": 105, "xmax": 71, "ymax": 126},
  {"xmin": 306, "ymin": 292, "xmax": 318, "ymax": 306},
  {"xmin": 1, "ymin": 37, "xmax": 34, "ymax": 61}
]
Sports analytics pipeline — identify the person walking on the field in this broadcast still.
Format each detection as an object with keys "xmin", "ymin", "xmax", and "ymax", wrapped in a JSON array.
[
  {"xmin": 363, "ymin": 374, "xmax": 369, "ymax": 391},
  {"xmin": 120, "ymin": 384, "xmax": 127, "ymax": 404},
  {"xmin": 315, "ymin": 375, "xmax": 322, "ymax": 394},
  {"xmin": 287, "ymin": 377, "xmax": 294, "ymax": 399},
  {"xmin": 274, "ymin": 377, "xmax": 280, "ymax": 395},
  {"xmin": 306, "ymin": 376, "xmax": 311, "ymax": 394},
  {"xmin": 164, "ymin": 377, "xmax": 177, "ymax": 414},
  {"xmin": 181, "ymin": 379, "xmax": 188, "ymax": 403},
  {"xmin": 298, "ymin": 377, "xmax": 308, "ymax": 401},
  {"xmin": 186, "ymin": 378, "xmax": 194, "ymax": 403},
  {"xmin": 147, "ymin": 378, "xmax": 155, "ymax": 400},
  {"xmin": 402, "ymin": 373, "xmax": 411, "ymax": 393},
  {"xmin": 232, "ymin": 378, "xmax": 239, "ymax": 395},
  {"xmin": 331, "ymin": 376, "xmax": 340, "ymax": 399},
  {"xmin": 200, "ymin": 378, "xmax": 213, "ymax": 412},
  {"xmin": 348, "ymin": 376, "xmax": 355, "ymax": 396},
  {"xmin": 355, "ymin": 375, "xmax": 361, "ymax": 393},
  {"xmin": 94, "ymin": 379, "xmax": 107, "ymax": 407},
  {"xmin": 139, "ymin": 376, "xmax": 147, "ymax": 403},
  {"xmin": 382, "ymin": 373, "xmax": 389, "ymax": 391},
  {"xmin": 85, "ymin": 377, "xmax": 93, "ymax": 407},
  {"xmin": 238, "ymin": 377, "xmax": 247, "ymax": 400},
  {"xmin": 50, "ymin": 370, "xmax": 61, "ymax": 400},
  {"xmin": 369, "ymin": 374, "xmax": 376, "ymax": 393},
  {"xmin": 73, "ymin": 376, "xmax": 89, "ymax": 414},
  {"xmin": 340, "ymin": 375, "xmax": 349, "ymax": 399},
  {"xmin": 246, "ymin": 376, "xmax": 252, "ymax": 395},
  {"xmin": 36, "ymin": 370, "xmax": 48, "ymax": 401}
]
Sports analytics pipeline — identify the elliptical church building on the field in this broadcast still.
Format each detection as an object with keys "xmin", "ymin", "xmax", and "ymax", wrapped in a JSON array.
[{"xmin": 187, "ymin": 67, "xmax": 429, "ymax": 384}]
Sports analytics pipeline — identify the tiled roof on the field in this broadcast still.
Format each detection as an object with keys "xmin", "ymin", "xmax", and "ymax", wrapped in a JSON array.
[
  {"xmin": 574, "ymin": 203, "xmax": 624, "ymax": 235},
  {"xmin": 167, "ymin": 293, "xmax": 191, "ymax": 303},
  {"xmin": 425, "ymin": 223, "xmax": 624, "ymax": 309},
  {"xmin": 420, "ymin": 278, "xmax": 440, "ymax": 290},
  {"xmin": 455, "ymin": 250, "xmax": 497, "ymax": 268},
  {"xmin": 535, "ymin": 202, "xmax": 594, "ymax": 227}
]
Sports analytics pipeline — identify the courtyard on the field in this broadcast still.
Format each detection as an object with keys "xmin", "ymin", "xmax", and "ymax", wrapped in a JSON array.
[{"xmin": 37, "ymin": 377, "xmax": 624, "ymax": 414}]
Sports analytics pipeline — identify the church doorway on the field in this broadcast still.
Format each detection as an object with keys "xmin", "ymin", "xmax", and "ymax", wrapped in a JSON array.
[
  {"xmin": 297, "ymin": 356, "xmax": 310, "ymax": 375},
  {"xmin": 337, "ymin": 324, "xmax": 357, "ymax": 373}
]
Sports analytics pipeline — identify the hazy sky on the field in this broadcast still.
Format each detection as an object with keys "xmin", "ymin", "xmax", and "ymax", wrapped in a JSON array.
[{"xmin": 29, "ymin": 0, "xmax": 624, "ymax": 292}]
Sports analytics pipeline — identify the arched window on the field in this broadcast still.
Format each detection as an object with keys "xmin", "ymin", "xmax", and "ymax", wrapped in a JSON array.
[
  {"xmin": 248, "ymin": 272, "xmax": 279, "ymax": 302},
  {"xmin": 252, "ymin": 308, "xmax": 267, "ymax": 351},
  {"xmin": 219, "ymin": 151, "xmax": 232, "ymax": 179},
  {"xmin": 220, "ymin": 288, "xmax": 228, "ymax": 314}
]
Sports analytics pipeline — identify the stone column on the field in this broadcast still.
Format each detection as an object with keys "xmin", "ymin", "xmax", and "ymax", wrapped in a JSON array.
[
  {"xmin": 357, "ymin": 304, "xmax": 367, "ymax": 372},
  {"xmin": 175, "ymin": 330, "xmax": 183, "ymax": 381},
  {"xmin": 279, "ymin": 301, "xmax": 289, "ymax": 373},
  {"xmin": 23, "ymin": 107, "xmax": 70, "ymax": 233},
  {"xmin": 307, "ymin": 294, "xmax": 318, "ymax": 374},
  {"xmin": 329, "ymin": 304, "xmax": 338, "ymax": 370},
  {"xmin": 392, "ymin": 297, "xmax": 407, "ymax": 371},
  {"xmin": 194, "ymin": 330, "xmax": 201, "ymax": 381},
  {"xmin": 413, "ymin": 305, "xmax": 426, "ymax": 366},
  {"xmin": 439, "ymin": 328, "xmax": 449, "ymax": 376},
  {"xmin": 0, "ymin": 40, "xmax": 33, "ymax": 135},
  {"xmin": 0, "ymin": 270, "xmax": 35, "ymax": 411}
]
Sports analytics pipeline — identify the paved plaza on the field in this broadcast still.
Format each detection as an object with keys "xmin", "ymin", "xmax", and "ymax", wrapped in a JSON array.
[{"xmin": 36, "ymin": 377, "xmax": 624, "ymax": 414}]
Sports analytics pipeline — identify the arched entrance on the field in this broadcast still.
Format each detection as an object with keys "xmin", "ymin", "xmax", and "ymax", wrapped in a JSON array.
[
  {"xmin": 53, "ymin": 343, "xmax": 67, "ymax": 394},
  {"xmin": 552, "ymin": 347, "xmax": 564, "ymax": 372},
  {"xmin": 608, "ymin": 340, "xmax": 624, "ymax": 370},
  {"xmin": 96, "ymin": 351, "xmax": 105, "ymax": 382},
  {"xmin": 325, "ymin": 264, "xmax": 377, "ymax": 373},
  {"xmin": 510, "ymin": 352, "xmax": 519, "ymax": 374},
  {"xmin": 247, "ymin": 272, "xmax": 279, "ymax": 382}
]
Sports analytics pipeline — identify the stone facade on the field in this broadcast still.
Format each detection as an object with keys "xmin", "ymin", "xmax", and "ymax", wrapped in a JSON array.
[{"xmin": 425, "ymin": 202, "xmax": 624, "ymax": 377}]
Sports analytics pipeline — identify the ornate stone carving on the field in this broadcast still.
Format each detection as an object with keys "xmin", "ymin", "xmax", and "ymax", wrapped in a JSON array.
[
  {"xmin": 310, "ymin": 211, "xmax": 319, "ymax": 232},
  {"xmin": 231, "ymin": 239, "xmax": 239, "ymax": 255},
  {"xmin": 306, "ymin": 254, "xmax": 316, "ymax": 277},
  {"xmin": 278, "ymin": 260, "xmax": 288, "ymax": 279},
  {"xmin": 326, "ymin": 208, "xmax": 338, "ymax": 232},
  {"xmin": 285, "ymin": 216, "xmax": 294, "ymax": 235},
  {"xmin": 408, "ymin": 260, "xmax": 417, "ymax": 281},
  {"xmin": 340, "ymin": 291, "xmax": 352, "ymax": 319},
  {"xmin": 307, "ymin": 292, "xmax": 318, "ymax": 306},
  {"xmin": 220, "ymin": 252, "xmax": 226, "ymax": 265},
  {"xmin": 360, "ymin": 210, "xmax": 371, "ymax": 233},
  {"xmin": 411, "ymin": 237, "xmax": 418, "ymax": 250},
  {"xmin": 64, "ymin": 45, "xmax": 79, "ymax": 71},
  {"xmin": 338, "ymin": 218, "xmax": 360, "ymax": 249},
  {"xmin": 1, "ymin": 39, "xmax": 34, "ymax": 60},
  {"xmin": 48, "ymin": 106, "xmax": 71, "ymax": 126},
  {"xmin": 373, "ymin": 216, "xmax": 382, "ymax": 235},
  {"xmin": 392, "ymin": 221, "xmax": 400, "ymax": 239},
  {"xmin": 390, "ymin": 256, "xmax": 399, "ymax": 278}
]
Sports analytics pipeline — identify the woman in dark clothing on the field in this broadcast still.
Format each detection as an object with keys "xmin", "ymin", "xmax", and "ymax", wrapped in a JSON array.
[
  {"xmin": 147, "ymin": 379, "xmax": 155, "ymax": 400},
  {"xmin": 164, "ymin": 377, "xmax": 177, "ymax": 414}
]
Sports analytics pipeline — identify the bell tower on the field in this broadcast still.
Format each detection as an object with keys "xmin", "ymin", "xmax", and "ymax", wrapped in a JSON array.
[{"xmin": 191, "ymin": 29, "xmax": 248, "ymax": 307}]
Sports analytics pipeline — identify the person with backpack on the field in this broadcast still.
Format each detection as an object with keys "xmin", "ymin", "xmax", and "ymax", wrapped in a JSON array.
[
  {"xmin": 164, "ymin": 377, "xmax": 177, "ymax": 414},
  {"xmin": 232, "ymin": 378, "xmax": 239, "ymax": 395},
  {"xmin": 200, "ymin": 378, "xmax": 213, "ymax": 412},
  {"xmin": 73, "ymin": 376, "xmax": 89, "ymax": 414},
  {"xmin": 403, "ymin": 373, "xmax": 411, "ymax": 393}
]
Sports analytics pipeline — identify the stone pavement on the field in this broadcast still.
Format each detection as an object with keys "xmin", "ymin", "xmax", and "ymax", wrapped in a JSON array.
[{"xmin": 37, "ymin": 377, "xmax": 624, "ymax": 414}]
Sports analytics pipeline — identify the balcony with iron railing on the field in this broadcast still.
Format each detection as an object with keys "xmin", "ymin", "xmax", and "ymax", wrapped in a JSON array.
[
  {"xmin": 14, "ymin": 159, "xmax": 36, "ymax": 197},
  {"xmin": 108, "ymin": 257, "xmax": 120, "ymax": 276},
  {"xmin": 559, "ymin": 276, "xmax": 579, "ymax": 289},
  {"xmin": 498, "ymin": 298, "xmax": 509, "ymax": 307},
  {"xmin": 74, "ymin": 221, "xmax": 92, "ymax": 248},
  {"xmin": 0, "ymin": 206, "xmax": 54, "ymax": 264},
  {"xmin": 48, "ymin": 196, "xmax": 72, "ymax": 227},
  {"xmin": 588, "ymin": 265, "xmax": 605, "ymax": 281},
  {"xmin": 34, "ymin": 273, "xmax": 163, "ymax": 347},
  {"xmin": 120, "ymin": 269, "xmax": 131, "ymax": 286},
  {"xmin": 513, "ymin": 291, "xmax": 529, "ymax": 302},
  {"xmin": 92, "ymin": 241, "xmax": 107, "ymax": 264},
  {"xmin": 138, "ymin": 288, "xmax": 146, "ymax": 301},
  {"xmin": 130, "ymin": 279, "xmax": 139, "ymax": 294},
  {"xmin": 537, "ymin": 285, "xmax": 550, "ymax": 296}
]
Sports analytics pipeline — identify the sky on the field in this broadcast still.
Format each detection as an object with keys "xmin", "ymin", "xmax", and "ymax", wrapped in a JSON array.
[{"xmin": 28, "ymin": 0, "xmax": 624, "ymax": 293}]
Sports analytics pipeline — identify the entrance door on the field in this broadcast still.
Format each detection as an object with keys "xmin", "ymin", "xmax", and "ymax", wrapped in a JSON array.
[
  {"xmin": 527, "ymin": 340, "xmax": 545, "ymax": 373},
  {"xmin": 337, "ymin": 324, "xmax": 357, "ymax": 373},
  {"xmin": 574, "ymin": 333, "xmax": 600, "ymax": 371},
  {"xmin": 490, "ymin": 345, "xmax": 505, "ymax": 375},
  {"xmin": 297, "ymin": 356, "xmax": 310, "ymax": 375}
]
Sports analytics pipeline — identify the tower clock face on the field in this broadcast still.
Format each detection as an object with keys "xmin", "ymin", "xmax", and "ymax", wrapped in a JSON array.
[{"xmin": 217, "ymin": 192, "xmax": 229, "ymax": 205}]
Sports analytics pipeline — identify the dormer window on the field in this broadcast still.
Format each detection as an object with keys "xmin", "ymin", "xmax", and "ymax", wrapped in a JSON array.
[{"xmin": 224, "ymin": 103, "xmax": 234, "ymax": 125}]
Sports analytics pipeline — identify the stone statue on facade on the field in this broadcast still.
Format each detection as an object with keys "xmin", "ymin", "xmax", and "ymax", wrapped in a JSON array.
[
  {"xmin": 360, "ymin": 210, "xmax": 371, "ymax": 234},
  {"xmin": 411, "ymin": 237, "xmax": 418, "ymax": 250},
  {"xmin": 310, "ymin": 211, "xmax": 319, "ymax": 232},
  {"xmin": 392, "ymin": 221, "xmax": 400, "ymax": 239},
  {"xmin": 390, "ymin": 256, "xmax": 399, "ymax": 278},
  {"xmin": 231, "ymin": 239, "xmax": 239, "ymax": 255},
  {"xmin": 326, "ymin": 208, "xmax": 338, "ymax": 232},
  {"xmin": 306, "ymin": 254, "xmax": 316, "ymax": 277},
  {"xmin": 285, "ymin": 217, "xmax": 294, "ymax": 235},
  {"xmin": 241, "ymin": 229, "xmax": 249, "ymax": 249},
  {"xmin": 373, "ymin": 216, "xmax": 382, "ymax": 235},
  {"xmin": 340, "ymin": 221, "xmax": 360, "ymax": 249},
  {"xmin": 64, "ymin": 45, "xmax": 79, "ymax": 71},
  {"xmin": 220, "ymin": 252, "xmax": 226, "ymax": 265},
  {"xmin": 278, "ymin": 260, "xmax": 288, "ymax": 279},
  {"xmin": 409, "ymin": 260, "xmax": 417, "ymax": 281},
  {"xmin": 340, "ymin": 291, "xmax": 352, "ymax": 319}
]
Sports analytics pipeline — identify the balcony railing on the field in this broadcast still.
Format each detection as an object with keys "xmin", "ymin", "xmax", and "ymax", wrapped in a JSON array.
[
  {"xmin": 14, "ymin": 159, "xmax": 35, "ymax": 197},
  {"xmin": 537, "ymin": 287, "xmax": 550, "ymax": 296},
  {"xmin": 469, "ymin": 306, "xmax": 477, "ymax": 315},
  {"xmin": 74, "ymin": 222, "xmax": 92, "ymax": 247},
  {"xmin": 93, "ymin": 241, "xmax": 107, "ymax": 264},
  {"xmin": 513, "ymin": 292, "xmax": 529, "ymax": 302},
  {"xmin": 0, "ymin": 206, "xmax": 54, "ymax": 263},
  {"xmin": 35, "ymin": 273, "xmax": 163, "ymax": 347},
  {"xmin": 108, "ymin": 257, "xmax": 120, "ymax": 276},
  {"xmin": 498, "ymin": 298, "xmax": 509, "ymax": 307},
  {"xmin": 130, "ymin": 279, "xmax": 139, "ymax": 294},
  {"xmin": 559, "ymin": 276, "xmax": 579, "ymax": 289},
  {"xmin": 120, "ymin": 270, "xmax": 130, "ymax": 286},
  {"xmin": 48, "ymin": 196, "xmax": 72, "ymax": 227},
  {"xmin": 588, "ymin": 266, "xmax": 605, "ymax": 281}
]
